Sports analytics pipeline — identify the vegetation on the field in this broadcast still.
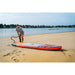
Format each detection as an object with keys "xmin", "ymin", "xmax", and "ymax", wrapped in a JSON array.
[{"xmin": 0, "ymin": 24, "xmax": 75, "ymax": 28}]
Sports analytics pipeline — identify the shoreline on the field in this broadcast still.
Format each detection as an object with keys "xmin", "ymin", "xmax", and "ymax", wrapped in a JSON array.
[
  {"xmin": 0, "ymin": 32, "xmax": 75, "ymax": 62},
  {"xmin": 0, "ymin": 31, "xmax": 75, "ymax": 38}
]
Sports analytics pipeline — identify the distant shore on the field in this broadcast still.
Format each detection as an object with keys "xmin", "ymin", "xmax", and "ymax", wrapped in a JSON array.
[
  {"xmin": 0, "ymin": 32, "xmax": 75, "ymax": 62},
  {"xmin": 0, "ymin": 23, "xmax": 75, "ymax": 28}
]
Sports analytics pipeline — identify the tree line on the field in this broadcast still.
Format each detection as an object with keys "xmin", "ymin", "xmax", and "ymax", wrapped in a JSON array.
[{"xmin": 0, "ymin": 24, "xmax": 75, "ymax": 28}]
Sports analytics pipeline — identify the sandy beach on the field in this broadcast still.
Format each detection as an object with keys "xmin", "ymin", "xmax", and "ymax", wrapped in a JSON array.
[{"xmin": 0, "ymin": 32, "xmax": 75, "ymax": 62}]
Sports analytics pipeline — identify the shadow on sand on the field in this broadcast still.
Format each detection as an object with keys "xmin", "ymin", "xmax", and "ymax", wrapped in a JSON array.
[
  {"xmin": 55, "ymin": 49, "xmax": 67, "ymax": 51},
  {"xmin": 37, "ymin": 49, "xmax": 67, "ymax": 52}
]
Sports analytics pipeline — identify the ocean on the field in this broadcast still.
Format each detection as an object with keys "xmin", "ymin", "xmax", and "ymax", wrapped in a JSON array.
[{"xmin": 0, "ymin": 28, "xmax": 75, "ymax": 37}]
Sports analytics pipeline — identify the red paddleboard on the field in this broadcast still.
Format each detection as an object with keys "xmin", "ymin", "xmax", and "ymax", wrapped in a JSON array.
[{"xmin": 11, "ymin": 42, "xmax": 62, "ymax": 50}]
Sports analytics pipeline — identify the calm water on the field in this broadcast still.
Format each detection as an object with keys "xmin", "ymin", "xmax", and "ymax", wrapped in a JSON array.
[{"xmin": 0, "ymin": 28, "xmax": 75, "ymax": 37}]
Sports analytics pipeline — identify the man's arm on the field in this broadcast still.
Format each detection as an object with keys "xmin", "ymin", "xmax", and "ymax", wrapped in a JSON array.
[{"xmin": 17, "ymin": 31, "xmax": 20, "ymax": 36}]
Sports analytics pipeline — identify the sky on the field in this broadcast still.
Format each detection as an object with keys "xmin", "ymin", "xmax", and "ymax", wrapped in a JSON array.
[{"xmin": 0, "ymin": 13, "xmax": 75, "ymax": 26}]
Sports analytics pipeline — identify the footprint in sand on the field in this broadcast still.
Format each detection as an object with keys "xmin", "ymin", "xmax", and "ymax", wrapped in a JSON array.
[
  {"xmin": 73, "ymin": 50, "xmax": 75, "ymax": 53},
  {"xmin": 3, "ymin": 50, "xmax": 21, "ymax": 57},
  {"xmin": 12, "ymin": 50, "xmax": 17, "ymax": 52},
  {"xmin": 61, "ymin": 51, "xmax": 72, "ymax": 57},
  {"xmin": 3, "ymin": 50, "xmax": 25, "ymax": 62},
  {"xmin": 17, "ymin": 51, "xmax": 21, "ymax": 53},
  {"xmin": 11, "ymin": 56, "xmax": 19, "ymax": 62},
  {"xmin": 68, "ymin": 55, "xmax": 71, "ymax": 57},
  {"xmin": 3, "ymin": 53, "xmax": 11, "ymax": 57},
  {"xmin": 11, "ymin": 56, "xmax": 15, "ymax": 59},
  {"xmin": 11, "ymin": 53, "xmax": 26, "ymax": 62},
  {"xmin": 3, "ymin": 51, "xmax": 16, "ymax": 57},
  {"xmin": 13, "ymin": 59, "xmax": 19, "ymax": 62},
  {"xmin": 22, "ymin": 54, "xmax": 25, "ymax": 55},
  {"xmin": 7, "ymin": 45, "xmax": 10, "ymax": 46},
  {"xmin": 64, "ymin": 53, "xmax": 72, "ymax": 57}
]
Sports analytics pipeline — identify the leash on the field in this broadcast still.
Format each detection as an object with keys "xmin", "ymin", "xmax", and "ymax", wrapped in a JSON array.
[{"xmin": 11, "ymin": 36, "xmax": 18, "ymax": 42}]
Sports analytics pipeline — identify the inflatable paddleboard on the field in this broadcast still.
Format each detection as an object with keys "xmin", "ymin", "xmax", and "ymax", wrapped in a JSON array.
[{"xmin": 11, "ymin": 42, "xmax": 62, "ymax": 50}]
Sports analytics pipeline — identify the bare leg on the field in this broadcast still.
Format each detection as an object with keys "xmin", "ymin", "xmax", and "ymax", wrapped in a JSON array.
[
  {"xmin": 21, "ymin": 31, "xmax": 24, "ymax": 42},
  {"xmin": 19, "ymin": 34, "xmax": 21, "ymax": 42},
  {"xmin": 22, "ymin": 35, "xmax": 24, "ymax": 42}
]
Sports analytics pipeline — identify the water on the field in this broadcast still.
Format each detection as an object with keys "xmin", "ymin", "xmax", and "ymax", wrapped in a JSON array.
[{"xmin": 0, "ymin": 28, "xmax": 75, "ymax": 37}]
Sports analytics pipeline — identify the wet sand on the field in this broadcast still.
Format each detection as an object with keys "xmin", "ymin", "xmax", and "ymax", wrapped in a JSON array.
[{"xmin": 0, "ymin": 32, "xmax": 75, "ymax": 62}]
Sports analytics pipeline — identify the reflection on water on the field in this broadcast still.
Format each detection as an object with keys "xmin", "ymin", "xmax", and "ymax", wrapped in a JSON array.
[{"xmin": 0, "ymin": 28, "xmax": 75, "ymax": 37}]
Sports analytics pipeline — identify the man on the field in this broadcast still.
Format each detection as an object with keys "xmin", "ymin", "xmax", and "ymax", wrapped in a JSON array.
[{"xmin": 16, "ymin": 24, "xmax": 24, "ymax": 42}]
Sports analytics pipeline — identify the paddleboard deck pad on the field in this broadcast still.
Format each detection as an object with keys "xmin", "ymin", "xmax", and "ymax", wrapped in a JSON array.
[{"xmin": 11, "ymin": 42, "xmax": 62, "ymax": 50}]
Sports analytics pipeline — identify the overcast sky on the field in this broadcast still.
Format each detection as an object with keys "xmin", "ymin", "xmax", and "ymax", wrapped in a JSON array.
[{"xmin": 0, "ymin": 13, "xmax": 75, "ymax": 25}]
